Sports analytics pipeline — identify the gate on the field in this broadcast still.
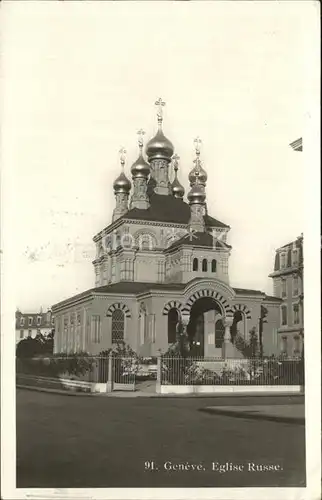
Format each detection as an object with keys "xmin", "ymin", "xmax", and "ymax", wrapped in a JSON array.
[{"xmin": 112, "ymin": 356, "xmax": 136, "ymax": 391}]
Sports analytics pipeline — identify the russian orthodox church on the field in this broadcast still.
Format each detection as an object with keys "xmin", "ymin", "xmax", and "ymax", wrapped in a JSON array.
[{"xmin": 52, "ymin": 99, "xmax": 281, "ymax": 358}]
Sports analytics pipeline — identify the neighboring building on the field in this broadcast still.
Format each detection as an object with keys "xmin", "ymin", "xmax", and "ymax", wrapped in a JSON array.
[
  {"xmin": 52, "ymin": 100, "xmax": 281, "ymax": 358},
  {"xmin": 290, "ymin": 138, "xmax": 303, "ymax": 152},
  {"xmin": 269, "ymin": 235, "xmax": 304, "ymax": 357},
  {"xmin": 15, "ymin": 309, "xmax": 54, "ymax": 344}
]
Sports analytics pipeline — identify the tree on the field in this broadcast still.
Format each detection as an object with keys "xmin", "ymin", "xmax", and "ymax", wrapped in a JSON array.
[
  {"xmin": 258, "ymin": 305, "xmax": 268, "ymax": 358},
  {"xmin": 234, "ymin": 327, "xmax": 261, "ymax": 381},
  {"xmin": 16, "ymin": 329, "xmax": 55, "ymax": 358}
]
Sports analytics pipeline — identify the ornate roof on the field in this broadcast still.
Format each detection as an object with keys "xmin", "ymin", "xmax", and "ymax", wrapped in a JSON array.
[{"xmin": 122, "ymin": 193, "xmax": 229, "ymax": 228}]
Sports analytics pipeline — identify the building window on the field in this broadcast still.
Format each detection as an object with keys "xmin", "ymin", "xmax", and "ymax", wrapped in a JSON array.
[
  {"xmin": 20, "ymin": 318, "xmax": 24, "ymax": 327},
  {"xmin": 293, "ymin": 276, "xmax": 299, "ymax": 297},
  {"xmin": 37, "ymin": 316, "xmax": 41, "ymax": 326},
  {"xmin": 281, "ymin": 279, "xmax": 287, "ymax": 298},
  {"xmin": 281, "ymin": 306, "xmax": 287, "ymax": 326},
  {"xmin": 202, "ymin": 259, "xmax": 208, "ymax": 272},
  {"xmin": 193, "ymin": 258, "xmax": 198, "ymax": 271},
  {"xmin": 292, "ymin": 249, "xmax": 298, "ymax": 266},
  {"xmin": 280, "ymin": 253, "xmax": 286, "ymax": 269},
  {"xmin": 293, "ymin": 335, "xmax": 300, "ymax": 356},
  {"xmin": 28, "ymin": 317, "xmax": 33, "ymax": 326},
  {"xmin": 281, "ymin": 336, "xmax": 288, "ymax": 355},
  {"xmin": 293, "ymin": 304, "xmax": 300, "ymax": 324},
  {"xmin": 28, "ymin": 330, "xmax": 32, "ymax": 337},
  {"xmin": 91, "ymin": 315, "xmax": 101, "ymax": 343},
  {"xmin": 215, "ymin": 319, "xmax": 225, "ymax": 348},
  {"xmin": 52, "ymin": 317, "xmax": 55, "ymax": 325},
  {"xmin": 20, "ymin": 330, "xmax": 24, "ymax": 339},
  {"xmin": 111, "ymin": 309, "xmax": 125, "ymax": 343},
  {"xmin": 168, "ymin": 308, "xmax": 179, "ymax": 344},
  {"xmin": 211, "ymin": 259, "xmax": 217, "ymax": 272}
]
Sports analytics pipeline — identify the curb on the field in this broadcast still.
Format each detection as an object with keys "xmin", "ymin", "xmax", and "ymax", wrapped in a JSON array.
[
  {"xmin": 17, "ymin": 385, "xmax": 305, "ymax": 400},
  {"xmin": 198, "ymin": 407, "xmax": 305, "ymax": 425},
  {"xmin": 16, "ymin": 385, "xmax": 98, "ymax": 397}
]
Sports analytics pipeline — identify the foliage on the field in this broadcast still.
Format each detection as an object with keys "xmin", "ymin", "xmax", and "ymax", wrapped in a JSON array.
[
  {"xmin": 160, "ymin": 356, "xmax": 304, "ymax": 386},
  {"xmin": 16, "ymin": 351, "xmax": 95, "ymax": 379},
  {"xmin": 16, "ymin": 329, "xmax": 55, "ymax": 358},
  {"xmin": 100, "ymin": 341, "xmax": 141, "ymax": 377}
]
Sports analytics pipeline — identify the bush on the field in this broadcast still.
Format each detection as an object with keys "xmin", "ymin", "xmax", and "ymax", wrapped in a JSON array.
[{"xmin": 16, "ymin": 352, "xmax": 95, "ymax": 380}]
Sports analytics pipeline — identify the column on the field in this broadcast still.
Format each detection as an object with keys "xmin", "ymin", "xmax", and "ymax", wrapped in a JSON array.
[{"xmin": 179, "ymin": 312, "xmax": 190, "ymax": 355}]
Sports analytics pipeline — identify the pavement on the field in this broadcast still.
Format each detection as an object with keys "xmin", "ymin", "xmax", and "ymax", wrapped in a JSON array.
[
  {"xmin": 200, "ymin": 404, "xmax": 305, "ymax": 424},
  {"xmin": 16, "ymin": 389, "xmax": 306, "ymax": 488}
]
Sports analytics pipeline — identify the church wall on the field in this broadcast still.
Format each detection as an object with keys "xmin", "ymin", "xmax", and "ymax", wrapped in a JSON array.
[
  {"xmin": 53, "ymin": 298, "xmax": 93, "ymax": 355},
  {"xmin": 134, "ymin": 253, "xmax": 160, "ymax": 283},
  {"xmin": 88, "ymin": 296, "xmax": 138, "ymax": 355},
  {"xmin": 261, "ymin": 301, "xmax": 281, "ymax": 357}
]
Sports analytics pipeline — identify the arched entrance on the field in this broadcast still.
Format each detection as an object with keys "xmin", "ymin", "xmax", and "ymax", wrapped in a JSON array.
[{"xmin": 187, "ymin": 297, "xmax": 223, "ymax": 357}]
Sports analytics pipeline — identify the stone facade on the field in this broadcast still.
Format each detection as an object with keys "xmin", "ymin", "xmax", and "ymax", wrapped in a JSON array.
[
  {"xmin": 15, "ymin": 309, "xmax": 54, "ymax": 344},
  {"xmin": 269, "ymin": 235, "xmax": 304, "ymax": 357}
]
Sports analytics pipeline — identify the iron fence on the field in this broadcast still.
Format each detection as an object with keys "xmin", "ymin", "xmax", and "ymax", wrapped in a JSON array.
[
  {"xmin": 16, "ymin": 355, "xmax": 139, "ymax": 387},
  {"xmin": 161, "ymin": 356, "xmax": 304, "ymax": 386}
]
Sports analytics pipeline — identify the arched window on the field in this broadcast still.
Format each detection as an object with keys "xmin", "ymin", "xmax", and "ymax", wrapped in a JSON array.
[
  {"xmin": 230, "ymin": 311, "xmax": 245, "ymax": 342},
  {"xmin": 193, "ymin": 258, "xmax": 199, "ymax": 271},
  {"xmin": 202, "ymin": 259, "xmax": 208, "ymax": 272},
  {"xmin": 168, "ymin": 308, "xmax": 179, "ymax": 344},
  {"xmin": 211, "ymin": 259, "xmax": 217, "ymax": 272},
  {"xmin": 215, "ymin": 319, "xmax": 225, "ymax": 348},
  {"xmin": 111, "ymin": 309, "xmax": 125, "ymax": 343}
]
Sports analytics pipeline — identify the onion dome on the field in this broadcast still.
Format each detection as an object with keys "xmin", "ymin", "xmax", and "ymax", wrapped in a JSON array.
[
  {"xmin": 187, "ymin": 171, "xmax": 206, "ymax": 204},
  {"xmin": 131, "ymin": 129, "xmax": 150, "ymax": 178},
  {"xmin": 188, "ymin": 137, "xmax": 208, "ymax": 186},
  {"xmin": 171, "ymin": 154, "xmax": 185, "ymax": 199},
  {"xmin": 113, "ymin": 148, "xmax": 131, "ymax": 193},
  {"xmin": 188, "ymin": 161, "xmax": 208, "ymax": 186},
  {"xmin": 146, "ymin": 98, "xmax": 174, "ymax": 162}
]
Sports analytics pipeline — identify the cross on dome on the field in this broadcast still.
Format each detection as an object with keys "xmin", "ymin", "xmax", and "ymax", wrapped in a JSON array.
[
  {"xmin": 155, "ymin": 97, "xmax": 166, "ymax": 123},
  {"xmin": 194, "ymin": 136, "xmax": 202, "ymax": 156},
  {"xmin": 137, "ymin": 129, "xmax": 145, "ymax": 149},
  {"xmin": 119, "ymin": 147, "xmax": 127, "ymax": 167},
  {"xmin": 172, "ymin": 154, "xmax": 180, "ymax": 171}
]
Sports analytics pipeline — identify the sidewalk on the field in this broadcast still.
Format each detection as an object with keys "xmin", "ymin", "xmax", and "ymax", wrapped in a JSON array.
[
  {"xmin": 17, "ymin": 384, "xmax": 304, "ymax": 400},
  {"xmin": 199, "ymin": 404, "xmax": 305, "ymax": 424}
]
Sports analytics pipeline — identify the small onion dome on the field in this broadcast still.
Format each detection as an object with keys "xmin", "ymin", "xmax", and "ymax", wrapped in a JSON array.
[
  {"xmin": 171, "ymin": 177, "xmax": 185, "ymax": 199},
  {"xmin": 187, "ymin": 183, "xmax": 206, "ymax": 205},
  {"xmin": 146, "ymin": 128, "xmax": 174, "ymax": 162},
  {"xmin": 188, "ymin": 164, "xmax": 208, "ymax": 186},
  {"xmin": 130, "ymin": 153, "xmax": 150, "ymax": 179},
  {"xmin": 113, "ymin": 171, "xmax": 131, "ymax": 193}
]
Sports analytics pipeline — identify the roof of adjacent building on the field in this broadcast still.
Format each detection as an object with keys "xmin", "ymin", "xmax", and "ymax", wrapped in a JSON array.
[
  {"xmin": 15, "ymin": 311, "xmax": 54, "ymax": 329},
  {"xmin": 289, "ymin": 138, "xmax": 303, "ymax": 152},
  {"xmin": 122, "ymin": 193, "xmax": 229, "ymax": 228},
  {"xmin": 167, "ymin": 231, "xmax": 231, "ymax": 251}
]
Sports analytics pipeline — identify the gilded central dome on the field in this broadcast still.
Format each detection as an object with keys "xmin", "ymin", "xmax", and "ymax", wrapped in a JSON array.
[{"xmin": 146, "ymin": 128, "xmax": 174, "ymax": 162}]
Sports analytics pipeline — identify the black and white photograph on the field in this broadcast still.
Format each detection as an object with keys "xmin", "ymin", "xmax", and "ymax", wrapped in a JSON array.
[{"xmin": 1, "ymin": 1, "xmax": 320, "ymax": 499}]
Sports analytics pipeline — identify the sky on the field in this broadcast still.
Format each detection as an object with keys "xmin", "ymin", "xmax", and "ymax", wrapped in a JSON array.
[{"xmin": 2, "ymin": 1, "xmax": 315, "ymax": 311}]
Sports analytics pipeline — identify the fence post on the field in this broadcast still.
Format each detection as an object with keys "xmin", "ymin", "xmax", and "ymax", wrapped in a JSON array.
[
  {"xmin": 106, "ymin": 353, "xmax": 113, "ymax": 393},
  {"xmin": 156, "ymin": 356, "xmax": 162, "ymax": 394}
]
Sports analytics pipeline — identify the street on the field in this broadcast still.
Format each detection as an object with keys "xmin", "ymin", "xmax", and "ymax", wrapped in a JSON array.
[{"xmin": 16, "ymin": 389, "xmax": 306, "ymax": 488}]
